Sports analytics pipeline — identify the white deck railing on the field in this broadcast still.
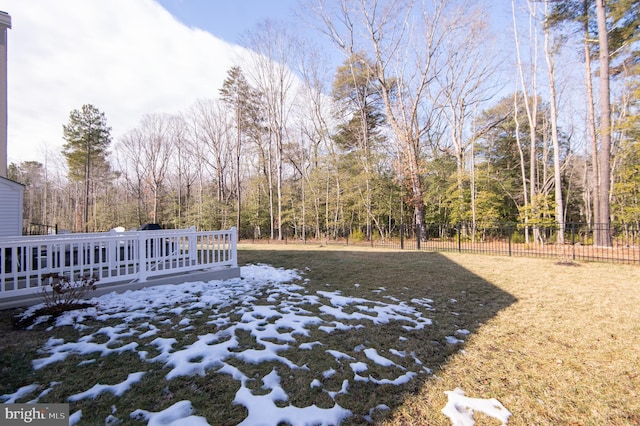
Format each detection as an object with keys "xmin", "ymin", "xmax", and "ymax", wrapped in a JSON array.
[{"xmin": 0, "ymin": 227, "xmax": 237, "ymax": 300}]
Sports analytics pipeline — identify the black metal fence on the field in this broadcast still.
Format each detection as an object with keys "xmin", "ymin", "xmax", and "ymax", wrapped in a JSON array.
[
  {"xmin": 240, "ymin": 223, "xmax": 640, "ymax": 265},
  {"xmin": 23, "ymin": 223, "xmax": 58, "ymax": 236}
]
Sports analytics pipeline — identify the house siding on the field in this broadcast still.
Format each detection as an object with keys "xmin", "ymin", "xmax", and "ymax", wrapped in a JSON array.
[{"xmin": 0, "ymin": 176, "xmax": 23, "ymax": 236}]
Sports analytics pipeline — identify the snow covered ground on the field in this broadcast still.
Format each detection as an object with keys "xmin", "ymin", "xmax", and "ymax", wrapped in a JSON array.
[{"xmin": 2, "ymin": 264, "xmax": 510, "ymax": 425}]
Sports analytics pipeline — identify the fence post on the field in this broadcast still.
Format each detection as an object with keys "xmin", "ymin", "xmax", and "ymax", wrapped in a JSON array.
[
  {"xmin": 457, "ymin": 224, "xmax": 461, "ymax": 253},
  {"xmin": 571, "ymin": 223, "xmax": 575, "ymax": 260},
  {"xmin": 400, "ymin": 224, "xmax": 404, "ymax": 250},
  {"xmin": 508, "ymin": 224, "xmax": 512, "ymax": 257}
]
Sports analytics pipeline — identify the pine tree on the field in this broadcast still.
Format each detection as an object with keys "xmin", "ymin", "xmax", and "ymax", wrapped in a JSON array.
[
  {"xmin": 62, "ymin": 104, "xmax": 112, "ymax": 232},
  {"xmin": 547, "ymin": 0, "xmax": 640, "ymax": 245},
  {"xmin": 331, "ymin": 54, "xmax": 386, "ymax": 239}
]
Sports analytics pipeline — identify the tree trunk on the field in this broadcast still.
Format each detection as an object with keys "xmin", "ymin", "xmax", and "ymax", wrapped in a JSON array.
[
  {"xmin": 513, "ymin": 0, "xmax": 538, "ymax": 242},
  {"xmin": 544, "ymin": 1, "xmax": 565, "ymax": 243},
  {"xmin": 596, "ymin": 0, "xmax": 612, "ymax": 246},
  {"xmin": 277, "ymin": 132, "xmax": 283, "ymax": 240},
  {"xmin": 514, "ymin": 92, "xmax": 530, "ymax": 244},
  {"xmin": 236, "ymin": 105, "xmax": 242, "ymax": 233},
  {"xmin": 268, "ymin": 132, "xmax": 275, "ymax": 239},
  {"xmin": 584, "ymin": 0, "xmax": 600, "ymax": 229},
  {"xmin": 84, "ymin": 140, "xmax": 90, "ymax": 232}
]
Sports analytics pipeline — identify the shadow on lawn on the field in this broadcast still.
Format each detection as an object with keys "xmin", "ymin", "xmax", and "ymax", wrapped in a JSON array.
[{"xmin": 237, "ymin": 248, "xmax": 518, "ymax": 424}]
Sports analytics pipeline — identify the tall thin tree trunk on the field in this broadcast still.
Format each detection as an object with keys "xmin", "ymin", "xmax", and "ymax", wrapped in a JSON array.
[
  {"xmin": 84, "ymin": 140, "xmax": 90, "ymax": 232},
  {"xmin": 268, "ymin": 132, "xmax": 275, "ymax": 240},
  {"xmin": 177, "ymin": 150, "xmax": 182, "ymax": 228},
  {"xmin": 527, "ymin": 3, "xmax": 540, "ymax": 243},
  {"xmin": 277, "ymin": 134, "xmax": 283, "ymax": 240},
  {"xmin": 513, "ymin": 0, "xmax": 535, "ymax": 243},
  {"xmin": 514, "ymin": 92, "xmax": 530, "ymax": 244},
  {"xmin": 470, "ymin": 117, "xmax": 477, "ymax": 238},
  {"xmin": 544, "ymin": 1, "xmax": 565, "ymax": 243},
  {"xmin": 584, "ymin": 0, "xmax": 600, "ymax": 229},
  {"xmin": 236, "ymin": 105, "xmax": 241, "ymax": 233},
  {"xmin": 596, "ymin": 0, "xmax": 612, "ymax": 246}
]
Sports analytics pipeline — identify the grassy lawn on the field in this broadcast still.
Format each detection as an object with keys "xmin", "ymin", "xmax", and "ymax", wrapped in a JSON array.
[
  {"xmin": 237, "ymin": 245, "xmax": 640, "ymax": 425},
  {"xmin": 0, "ymin": 245, "xmax": 638, "ymax": 425}
]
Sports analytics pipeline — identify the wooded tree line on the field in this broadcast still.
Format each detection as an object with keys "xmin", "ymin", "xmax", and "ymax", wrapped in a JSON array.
[{"xmin": 8, "ymin": 0, "xmax": 640, "ymax": 245}]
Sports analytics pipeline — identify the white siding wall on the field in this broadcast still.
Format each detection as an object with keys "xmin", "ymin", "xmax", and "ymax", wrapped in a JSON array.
[{"xmin": 0, "ymin": 177, "xmax": 23, "ymax": 236}]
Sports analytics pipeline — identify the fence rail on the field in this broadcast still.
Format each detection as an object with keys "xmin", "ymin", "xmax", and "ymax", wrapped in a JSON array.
[
  {"xmin": 0, "ymin": 227, "xmax": 237, "ymax": 300},
  {"xmin": 241, "ymin": 223, "xmax": 640, "ymax": 265}
]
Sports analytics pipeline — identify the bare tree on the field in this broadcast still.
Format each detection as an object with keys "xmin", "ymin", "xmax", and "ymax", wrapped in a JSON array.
[
  {"xmin": 143, "ymin": 114, "xmax": 175, "ymax": 224},
  {"xmin": 185, "ymin": 98, "xmax": 234, "ymax": 228},
  {"xmin": 116, "ymin": 127, "xmax": 149, "ymax": 225},
  {"xmin": 512, "ymin": 0, "xmax": 542, "ymax": 242},
  {"xmin": 241, "ymin": 20, "xmax": 298, "ymax": 240},
  {"xmin": 513, "ymin": 91, "xmax": 529, "ymax": 242},
  {"xmin": 543, "ymin": 0, "xmax": 565, "ymax": 243},
  {"xmin": 116, "ymin": 114, "xmax": 175, "ymax": 225},
  {"xmin": 436, "ymin": 4, "xmax": 497, "ymax": 231},
  {"xmin": 168, "ymin": 114, "xmax": 198, "ymax": 228},
  {"xmin": 293, "ymin": 40, "xmax": 334, "ymax": 240},
  {"xmin": 314, "ymin": 0, "xmax": 465, "ymax": 244}
]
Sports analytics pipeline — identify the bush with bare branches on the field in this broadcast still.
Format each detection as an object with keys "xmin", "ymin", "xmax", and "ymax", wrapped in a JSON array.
[{"xmin": 40, "ymin": 273, "xmax": 98, "ymax": 312}]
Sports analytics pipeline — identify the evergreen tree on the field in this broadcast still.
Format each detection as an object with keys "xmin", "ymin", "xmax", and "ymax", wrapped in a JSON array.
[
  {"xmin": 331, "ymin": 54, "xmax": 386, "ymax": 239},
  {"xmin": 62, "ymin": 104, "xmax": 112, "ymax": 232},
  {"xmin": 219, "ymin": 66, "xmax": 263, "ymax": 232},
  {"xmin": 612, "ymin": 76, "xmax": 640, "ymax": 226},
  {"xmin": 331, "ymin": 54, "xmax": 385, "ymax": 153},
  {"xmin": 547, "ymin": 0, "xmax": 640, "ymax": 244}
]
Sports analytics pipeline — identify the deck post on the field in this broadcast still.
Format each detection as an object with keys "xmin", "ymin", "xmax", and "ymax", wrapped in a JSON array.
[
  {"xmin": 138, "ymin": 232, "xmax": 148, "ymax": 282},
  {"xmin": 188, "ymin": 226, "xmax": 197, "ymax": 266},
  {"xmin": 230, "ymin": 227, "xmax": 238, "ymax": 268}
]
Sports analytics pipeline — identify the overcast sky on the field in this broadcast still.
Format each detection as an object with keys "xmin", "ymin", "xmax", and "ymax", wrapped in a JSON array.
[{"xmin": 3, "ymin": 0, "xmax": 303, "ymax": 164}]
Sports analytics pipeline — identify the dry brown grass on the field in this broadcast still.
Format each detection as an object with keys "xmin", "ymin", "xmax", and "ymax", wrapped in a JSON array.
[
  {"xmin": 396, "ymin": 254, "xmax": 640, "ymax": 426},
  {"xmin": 239, "ymin": 244, "xmax": 640, "ymax": 425}
]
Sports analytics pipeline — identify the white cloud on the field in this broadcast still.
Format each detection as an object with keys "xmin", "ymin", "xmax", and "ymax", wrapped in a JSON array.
[{"xmin": 4, "ymin": 0, "xmax": 246, "ymax": 163}]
